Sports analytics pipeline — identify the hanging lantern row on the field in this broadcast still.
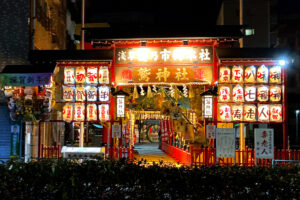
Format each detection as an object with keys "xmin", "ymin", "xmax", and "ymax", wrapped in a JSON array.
[
  {"xmin": 62, "ymin": 85, "xmax": 110, "ymax": 102},
  {"xmin": 219, "ymin": 65, "xmax": 281, "ymax": 84},
  {"xmin": 64, "ymin": 66, "xmax": 109, "ymax": 84},
  {"xmin": 218, "ymin": 85, "xmax": 281, "ymax": 102},
  {"xmin": 218, "ymin": 103, "xmax": 282, "ymax": 122},
  {"xmin": 62, "ymin": 103, "xmax": 109, "ymax": 122}
]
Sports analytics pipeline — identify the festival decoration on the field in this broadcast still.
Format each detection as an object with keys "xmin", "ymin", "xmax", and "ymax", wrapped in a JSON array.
[
  {"xmin": 62, "ymin": 104, "xmax": 73, "ymax": 121},
  {"xmin": 270, "ymin": 104, "xmax": 282, "ymax": 122},
  {"xmin": 219, "ymin": 104, "xmax": 232, "ymax": 122},
  {"xmin": 74, "ymin": 103, "xmax": 85, "ymax": 121},
  {"xmin": 139, "ymin": 85, "xmax": 145, "ymax": 96},
  {"xmin": 147, "ymin": 86, "xmax": 153, "ymax": 98},
  {"xmin": 152, "ymin": 85, "xmax": 157, "ymax": 93},
  {"xmin": 188, "ymin": 85, "xmax": 194, "ymax": 98},
  {"xmin": 269, "ymin": 66, "xmax": 281, "ymax": 84},
  {"xmin": 86, "ymin": 86, "xmax": 97, "ymax": 101},
  {"xmin": 232, "ymin": 85, "xmax": 244, "ymax": 102},
  {"xmin": 232, "ymin": 65, "xmax": 243, "ymax": 83},
  {"xmin": 257, "ymin": 85, "xmax": 269, "ymax": 102},
  {"xmin": 244, "ymin": 65, "xmax": 256, "ymax": 83},
  {"xmin": 75, "ymin": 67, "xmax": 85, "ymax": 84},
  {"xmin": 231, "ymin": 104, "xmax": 243, "ymax": 121},
  {"xmin": 98, "ymin": 104, "xmax": 109, "ymax": 121},
  {"xmin": 244, "ymin": 104, "xmax": 256, "ymax": 122},
  {"xmin": 218, "ymin": 85, "xmax": 231, "ymax": 102},
  {"xmin": 182, "ymin": 85, "xmax": 188, "ymax": 98},
  {"xmin": 75, "ymin": 87, "xmax": 86, "ymax": 101},
  {"xmin": 63, "ymin": 86, "xmax": 74, "ymax": 101},
  {"xmin": 98, "ymin": 86, "xmax": 110, "ymax": 101},
  {"xmin": 257, "ymin": 65, "xmax": 269, "ymax": 83},
  {"xmin": 64, "ymin": 67, "xmax": 75, "ymax": 84},
  {"xmin": 99, "ymin": 67, "xmax": 109, "ymax": 84},
  {"xmin": 86, "ymin": 67, "xmax": 98, "ymax": 84},
  {"xmin": 245, "ymin": 85, "xmax": 256, "ymax": 102},
  {"xmin": 258, "ymin": 104, "xmax": 269, "ymax": 122},
  {"xmin": 219, "ymin": 66, "xmax": 231, "ymax": 83},
  {"xmin": 270, "ymin": 86, "xmax": 281, "ymax": 102},
  {"xmin": 133, "ymin": 85, "xmax": 139, "ymax": 99},
  {"xmin": 87, "ymin": 104, "xmax": 97, "ymax": 121}
]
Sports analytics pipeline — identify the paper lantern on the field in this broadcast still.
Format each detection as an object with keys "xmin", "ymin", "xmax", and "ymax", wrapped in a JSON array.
[
  {"xmin": 219, "ymin": 104, "xmax": 232, "ymax": 122},
  {"xmin": 232, "ymin": 65, "xmax": 243, "ymax": 83},
  {"xmin": 218, "ymin": 86, "xmax": 231, "ymax": 102},
  {"xmin": 99, "ymin": 67, "xmax": 109, "ymax": 84},
  {"xmin": 244, "ymin": 65, "xmax": 256, "ymax": 83},
  {"xmin": 99, "ymin": 86, "xmax": 110, "ymax": 101},
  {"xmin": 62, "ymin": 104, "xmax": 73, "ymax": 121},
  {"xmin": 245, "ymin": 85, "xmax": 256, "ymax": 102},
  {"xmin": 64, "ymin": 68, "xmax": 75, "ymax": 84},
  {"xmin": 270, "ymin": 104, "xmax": 282, "ymax": 122},
  {"xmin": 232, "ymin": 85, "xmax": 244, "ymax": 102},
  {"xmin": 258, "ymin": 104, "xmax": 269, "ymax": 122},
  {"xmin": 257, "ymin": 65, "xmax": 269, "ymax": 83},
  {"xmin": 75, "ymin": 67, "xmax": 85, "ymax": 84},
  {"xmin": 86, "ymin": 67, "xmax": 98, "ymax": 84},
  {"xmin": 86, "ymin": 86, "xmax": 97, "ymax": 101},
  {"xmin": 257, "ymin": 85, "xmax": 269, "ymax": 102},
  {"xmin": 63, "ymin": 87, "xmax": 74, "ymax": 101},
  {"xmin": 244, "ymin": 104, "xmax": 256, "ymax": 122},
  {"xmin": 98, "ymin": 104, "xmax": 109, "ymax": 121},
  {"xmin": 74, "ymin": 103, "xmax": 85, "ymax": 121},
  {"xmin": 269, "ymin": 66, "xmax": 281, "ymax": 84},
  {"xmin": 87, "ymin": 104, "xmax": 97, "ymax": 121},
  {"xmin": 219, "ymin": 66, "xmax": 231, "ymax": 83},
  {"xmin": 75, "ymin": 87, "xmax": 86, "ymax": 101},
  {"xmin": 231, "ymin": 104, "xmax": 243, "ymax": 121},
  {"xmin": 270, "ymin": 86, "xmax": 281, "ymax": 102}
]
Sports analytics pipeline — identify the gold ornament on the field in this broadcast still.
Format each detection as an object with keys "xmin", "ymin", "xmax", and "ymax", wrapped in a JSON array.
[
  {"xmin": 188, "ymin": 85, "xmax": 194, "ymax": 98},
  {"xmin": 147, "ymin": 86, "xmax": 153, "ymax": 98},
  {"xmin": 133, "ymin": 85, "xmax": 139, "ymax": 99}
]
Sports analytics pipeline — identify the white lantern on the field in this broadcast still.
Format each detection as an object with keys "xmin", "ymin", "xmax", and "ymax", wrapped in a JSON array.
[
  {"xmin": 99, "ymin": 67, "xmax": 109, "ymax": 84},
  {"xmin": 270, "ymin": 104, "xmax": 282, "ymax": 122},
  {"xmin": 62, "ymin": 104, "xmax": 73, "ymax": 121},
  {"xmin": 270, "ymin": 86, "xmax": 281, "ymax": 102},
  {"xmin": 244, "ymin": 65, "xmax": 256, "ymax": 83},
  {"xmin": 74, "ymin": 103, "xmax": 85, "ymax": 121},
  {"xmin": 218, "ymin": 104, "xmax": 232, "ymax": 122},
  {"xmin": 257, "ymin": 65, "xmax": 269, "ymax": 83},
  {"xmin": 231, "ymin": 65, "xmax": 243, "ymax": 83},
  {"xmin": 231, "ymin": 104, "xmax": 243, "ymax": 121},
  {"xmin": 87, "ymin": 104, "xmax": 97, "ymax": 121},
  {"xmin": 86, "ymin": 67, "xmax": 98, "ymax": 84},
  {"xmin": 98, "ymin": 104, "xmax": 109, "ymax": 121},
  {"xmin": 63, "ymin": 87, "xmax": 74, "ymax": 101},
  {"xmin": 75, "ymin": 87, "xmax": 86, "ymax": 101},
  {"xmin": 75, "ymin": 67, "xmax": 85, "ymax": 84},
  {"xmin": 86, "ymin": 86, "xmax": 98, "ymax": 101},
  {"xmin": 202, "ymin": 95, "xmax": 213, "ymax": 118},
  {"xmin": 244, "ymin": 104, "xmax": 257, "ymax": 122},
  {"xmin": 64, "ymin": 68, "xmax": 75, "ymax": 84},
  {"xmin": 219, "ymin": 66, "xmax": 231, "ymax": 83},
  {"xmin": 269, "ymin": 66, "xmax": 281, "ymax": 84},
  {"xmin": 257, "ymin": 85, "xmax": 269, "ymax": 102},
  {"xmin": 218, "ymin": 86, "xmax": 231, "ymax": 102},
  {"xmin": 99, "ymin": 86, "xmax": 110, "ymax": 101},
  {"xmin": 258, "ymin": 104, "xmax": 269, "ymax": 122},
  {"xmin": 232, "ymin": 84, "xmax": 244, "ymax": 102},
  {"xmin": 245, "ymin": 85, "xmax": 256, "ymax": 102}
]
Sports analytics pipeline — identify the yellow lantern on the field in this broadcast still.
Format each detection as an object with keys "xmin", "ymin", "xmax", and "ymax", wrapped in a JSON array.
[
  {"xmin": 218, "ymin": 104, "xmax": 232, "ymax": 122},
  {"xmin": 74, "ymin": 103, "xmax": 85, "ymax": 121},
  {"xmin": 270, "ymin": 104, "xmax": 282, "ymax": 122},
  {"xmin": 98, "ymin": 104, "xmax": 110, "ymax": 121},
  {"xmin": 87, "ymin": 104, "xmax": 97, "ymax": 121},
  {"xmin": 232, "ymin": 84, "xmax": 244, "ymax": 102},
  {"xmin": 99, "ymin": 66, "xmax": 109, "ymax": 84},
  {"xmin": 75, "ymin": 87, "xmax": 86, "ymax": 101},
  {"xmin": 63, "ymin": 87, "xmax": 74, "ymax": 101},
  {"xmin": 219, "ymin": 66, "xmax": 231, "ymax": 83},
  {"xmin": 244, "ymin": 65, "xmax": 256, "ymax": 83},
  {"xmin": 64, "ymin": 67, "xmax": 75, "ymax": 84},
  {"xmin": 75, "ymin": 67, "xmax": 85, "ymax": 84},
  {"xmin": 244, "ymin": 104, "xmax": 256, "ymax": 122},
  {"xmin": 257, "ymin": 65, "xmax": 269, "ymax": 83},
  {"xmin": 86, "ymin": 86, "xmax": 98, "ymax": 101},
  {"xmin": 231, "ymin": 65, "xmax": 243, "ymax": 83},
  {"xmin": 257, "ymin": 85, "xmax": 269, "ymax": 102},
  {"xmin": 86, "ymin": 67, "xmax": 98, "ymax": 84},
  {"xmin": 245, "ymin": 85, "xmax": 256, "ymax": 102},
  {"xmin": 269, "ymin": 66, "xmax": 281, "ymax": 84},
  {"xmin": 270, "ymin": 86, "xmax": 281, "ymax": 102},
  {"xmin": 231, "ymin": 104, "xmax": 243, "ymax": 121},
  {"xmin": 218, "ymin": 85, "xmax": 231, "ymax": 102},
  {"xmin": 258, "ymin": 104, "xmax": 269, "ymax": 122},
  {"xmin": 62, "ymin": 104, "xmax": 73, "ymax": 121}
]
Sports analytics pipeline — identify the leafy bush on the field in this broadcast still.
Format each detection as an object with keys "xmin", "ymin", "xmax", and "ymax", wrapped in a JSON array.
[{"xmin": 0, "ymin": 158, "xmax": 300, "ymax": 199}]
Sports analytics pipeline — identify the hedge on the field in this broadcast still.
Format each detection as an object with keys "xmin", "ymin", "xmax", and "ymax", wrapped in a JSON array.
[{"xmin": 0, "ymin": 158, "xmax": 300, "ymax": 199}]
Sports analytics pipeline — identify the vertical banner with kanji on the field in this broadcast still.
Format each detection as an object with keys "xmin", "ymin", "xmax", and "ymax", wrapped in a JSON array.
[
  {"xmin": 254, "ymin": 128, "xmax": 274, "ymax": 159},
  {"xmin": 216, "ymin": 128, "xmax": 235, "ymax": 158}
]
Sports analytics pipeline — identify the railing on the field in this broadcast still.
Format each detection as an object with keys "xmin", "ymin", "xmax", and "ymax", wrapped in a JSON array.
[
  {"xmin": 41, "ymin": 144, "xmax": 61, "ymax": 158},
  {"xmin": 161, "ymin": 142, "xmax": 191, "ymax": 166},
  {"xmin": 108, "ymin": 146, "xmax": 134, "ymax": 161}
]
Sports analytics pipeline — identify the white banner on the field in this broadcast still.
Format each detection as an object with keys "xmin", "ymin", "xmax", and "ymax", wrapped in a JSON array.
[
  {"xmin": 216, "ymin": 128, "xmax": 235, "ymax": 158},
  {"xmin": 254, "ymin": 128, "xmax": 274, "ymax": 159},
  {"xmin": 112, "ymin": 124, "xmax": 121, "ymax": 138},
  {"xmin": 206, "ymin": 125, "xmax": 216, "ymax": 139}
]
